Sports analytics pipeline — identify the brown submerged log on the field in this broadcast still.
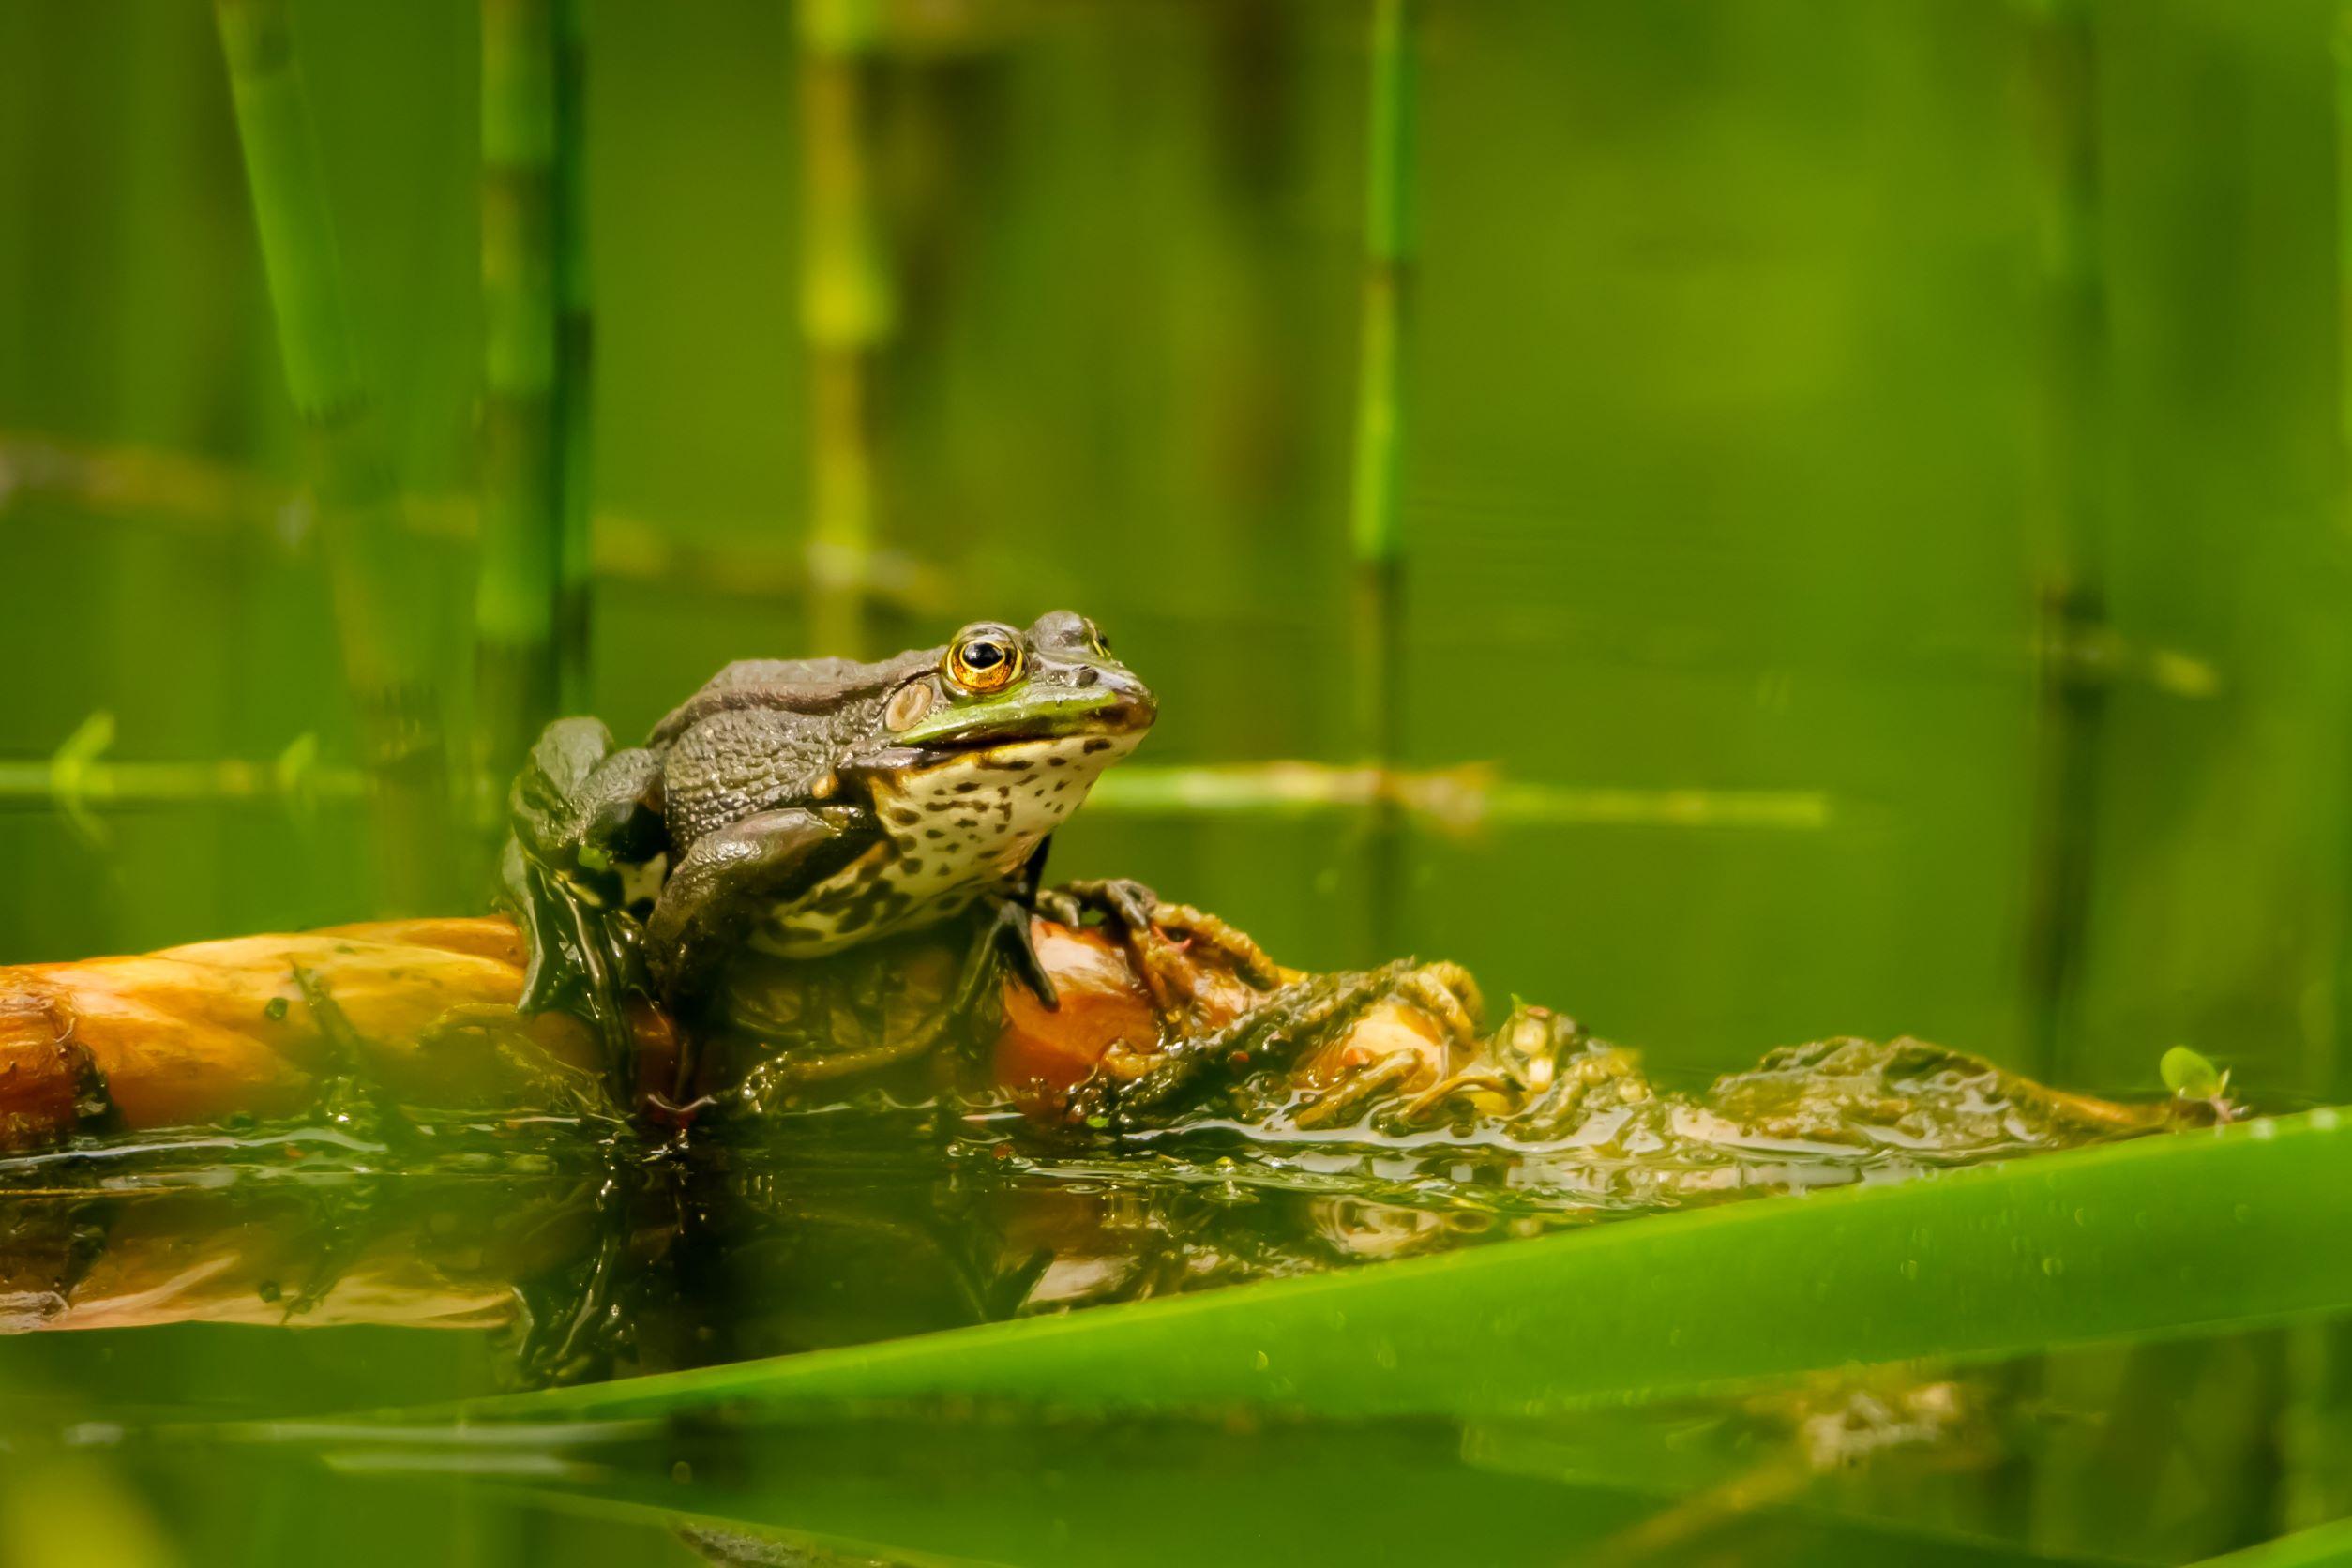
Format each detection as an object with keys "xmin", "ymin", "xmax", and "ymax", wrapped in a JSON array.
[
  {"xmin": 0, "ymin": 918, "xmax": 655, "ymax": 1148},
  {"xmin": 0, "ymin": 912, "xmax": 2226, "ymax": 1348},
  {"xmin": 0, "ymin": 911, "xmax": 1364, "ymax": 1145},
  {"xmin": 0, "ymin": 912, "xmax": 2215, "ymax": 1153}
]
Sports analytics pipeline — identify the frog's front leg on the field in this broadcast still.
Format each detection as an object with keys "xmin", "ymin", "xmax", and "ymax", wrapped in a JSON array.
[
  {"xmin": 955, "ymin": 840, "xmax": 1063, "ymax": 1015},
  {"xmin": 644, "ymin": 804, "xmax": 881, "ymax": 1014}
]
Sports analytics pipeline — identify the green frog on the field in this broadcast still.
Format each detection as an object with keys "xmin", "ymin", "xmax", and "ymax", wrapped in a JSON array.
[{"xmin": 502, "ymin": 611, "xmax": 1155, "ymax": 1045}]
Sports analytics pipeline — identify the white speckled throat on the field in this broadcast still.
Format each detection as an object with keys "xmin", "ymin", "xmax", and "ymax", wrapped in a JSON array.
[{"xmin": 745, "ymin": 729, "xmax": 1140, "ymax": 958}]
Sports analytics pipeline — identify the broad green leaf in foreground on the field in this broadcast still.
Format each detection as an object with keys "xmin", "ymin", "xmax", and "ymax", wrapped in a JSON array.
[
  {"xmin": 408, "ymin": 1107, "xmax": 2351, "ymax": 1425},
  {"xmin": 2193, "ymin": 1519, "xmax": 2352, "ymax": 1568}
]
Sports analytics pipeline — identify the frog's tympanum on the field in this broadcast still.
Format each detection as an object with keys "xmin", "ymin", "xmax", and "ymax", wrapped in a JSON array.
[{"xmin": 502, "ymin": 611, "xmax": 1155, "ymax": 1038}]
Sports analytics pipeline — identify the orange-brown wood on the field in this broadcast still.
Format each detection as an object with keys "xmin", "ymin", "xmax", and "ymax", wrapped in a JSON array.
[{"xmin": 0, "ymin": 919, "xmax": 609, "ymax": 1147}]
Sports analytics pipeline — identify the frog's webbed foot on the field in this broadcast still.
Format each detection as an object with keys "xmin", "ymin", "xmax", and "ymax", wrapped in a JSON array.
[
  {"xmin": 1040, "ymin": 880, "xmax": 1287, "ymax": 1035},
  {"xmin": 503, "ymin": 841, "xmax": 641, "ymax": 1024},
  {"xmin": 1036, "ymin": 878, "xmax": 1192, "ymax": 1027},
  {"xmin": 507, "ymin": 724, "xmax": 671, "ymax": 1111},
  {"xmin": 1034, "ymin": 875, "xmax": 1158, "ymax": 935},
  {"xmin": 501, "ymin": 719, "xmax": 663, "ymax": 1073}
]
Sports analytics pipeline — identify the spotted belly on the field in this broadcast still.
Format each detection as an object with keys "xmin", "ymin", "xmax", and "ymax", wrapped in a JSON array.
[{"xmin": 743, "ymin": 730, "xmax": 1137, "ymax": 960}]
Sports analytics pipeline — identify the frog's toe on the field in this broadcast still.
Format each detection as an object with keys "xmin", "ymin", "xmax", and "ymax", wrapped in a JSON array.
[
  {"xmin": 1078, "ymin": 877, "xmax": 1159, "ymax": 933},
  {"xmin": 1035, "ymin": 876, "xmax": 1159, "ymax": 939},
  {"xmin": 957, "ymin": 895, "xmax": 1059, "ymax": 1015}
]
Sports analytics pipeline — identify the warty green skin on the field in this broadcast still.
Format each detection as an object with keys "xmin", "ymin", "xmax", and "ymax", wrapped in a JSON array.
[{"xmin": 506, "ymin": 611, "xmax": 1155, "ymax": 1017}]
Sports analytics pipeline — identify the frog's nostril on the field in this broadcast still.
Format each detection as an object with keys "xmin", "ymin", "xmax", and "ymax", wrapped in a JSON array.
[{"xmin": 1076, "ymin": 668, "xmax": 1098, "ymax": 686}]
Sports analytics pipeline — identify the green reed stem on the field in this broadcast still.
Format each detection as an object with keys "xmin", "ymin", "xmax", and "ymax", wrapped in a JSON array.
[
  {"xmin": 0, "ymin": 715, "xmax": 362, "ymax": 847},
  {"xmin": 212, "ymin": 0, "xmax": 450, "ymax": 911},
  {"xmin": 797, "ymin": 0, "xmax": 893, "ymax": 657},
  {"xmin": 2332, "ymin": 0, "xmax": 2352, "ymax": 1108},
  {"xmin": 476, "ymin": 0, "xmax": 563, "ymax": 799},
  {"xmin": 2012, "ymin": 0, "xmax": 2106, "ymax": 1093},
  {"xmin": 552, "ymin": 0, "xmax": 594, "ymax": 711},
  {"xmin": 1348, "ymin": 0, "xmax": 1416, "ymax": 947},
  {"xmin": 2284, "ymin": 14, "xmax": 2352, "ymax": 1547},
  {"xmin": 0, "ymin": 759, "xmax": 367, "ymax": 808}
]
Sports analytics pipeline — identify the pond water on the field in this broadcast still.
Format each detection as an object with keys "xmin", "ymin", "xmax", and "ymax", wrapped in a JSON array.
[{"xmin": 0, "ymin": 1043, "xmax": 2341, "ymax": 1566}]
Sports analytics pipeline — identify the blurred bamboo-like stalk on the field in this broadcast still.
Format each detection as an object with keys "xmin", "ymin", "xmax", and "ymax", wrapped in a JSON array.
[
  {"xmin": 2006, "ymin": 5, "xmax": 2115, "ymax": 1552},
  {"xmin": 475, "ymin": 0, "xmax": 564, "ymax": 809},
  {"xmin": 2013, "ymin": 0, "xmax": 2107, "ymax": 1089},
  {"xmin": 552, "ymin": 0, "xmax": 595, "ymax": 712},
  {"xmin": 1347, "ymin": 0, "xmax": 1415, "ymax": 950},
  {"xmin": 797, "ymin": 0, "xmax": 895, "ymax": 657},
  {"xmin": 2331, "ymin": 0, "xmax": 2352, "ymax": 1112},
  {"xmin": 0, "ymin": 715, "xmax": 360, "ymax": 847},
  {"xmin": 211, "ymin": 0, "xmax": 451, "ymax": 912},
  {"xmin": 2283, "ymin": 4, "xmax": 2352, "ymax": 1541}
]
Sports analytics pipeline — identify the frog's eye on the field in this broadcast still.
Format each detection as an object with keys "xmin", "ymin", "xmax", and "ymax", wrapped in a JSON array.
[
  {"xmin": 945, "ymin": 626, "xmax": 1023, "ymax": 695},
  {"xmin": 1087, "ymin": 621, "xmax": 1111, "ymax": 657}
]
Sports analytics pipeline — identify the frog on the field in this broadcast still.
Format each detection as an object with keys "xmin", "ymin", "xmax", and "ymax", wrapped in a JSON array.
[{"xmin": 500, "ymin": 611, "xmax": 1156, "ymax": 1056}]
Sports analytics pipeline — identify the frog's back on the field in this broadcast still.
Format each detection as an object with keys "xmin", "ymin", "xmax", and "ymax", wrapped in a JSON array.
[{"xmin": 649, "ymin": 648, "xmax": 938, "ymax": 746}]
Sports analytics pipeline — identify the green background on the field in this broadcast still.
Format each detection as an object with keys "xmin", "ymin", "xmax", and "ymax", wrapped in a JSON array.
[
  {"xmin": 3, "ymin": 3, "xmax": 2351, "ymax": 1560},
  {"xmin": 8, "ymin": 0, "xmax": 2349, "ymax": 1098}
]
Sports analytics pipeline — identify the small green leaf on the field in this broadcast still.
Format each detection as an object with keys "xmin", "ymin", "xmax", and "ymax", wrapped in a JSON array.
[{"xmin": 2161, "ymin": 1044, "xmax": 2222, "ymax": 1098}]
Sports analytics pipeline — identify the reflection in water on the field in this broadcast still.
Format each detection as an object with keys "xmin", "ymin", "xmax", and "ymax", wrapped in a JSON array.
[{"xmin": 0, "ymin": 1018, "xmax": 2216, "ymax": 1383}]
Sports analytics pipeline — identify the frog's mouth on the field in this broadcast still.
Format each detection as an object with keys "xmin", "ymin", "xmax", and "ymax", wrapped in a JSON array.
[{"xmin": 894, "ymin": 679, "xmax": 1155, "ymax": 754}]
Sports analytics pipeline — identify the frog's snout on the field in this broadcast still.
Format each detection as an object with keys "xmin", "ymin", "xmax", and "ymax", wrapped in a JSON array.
[{"xmin": 1096, "ymin": 671, "xmax": 1157, "ymax": 735}]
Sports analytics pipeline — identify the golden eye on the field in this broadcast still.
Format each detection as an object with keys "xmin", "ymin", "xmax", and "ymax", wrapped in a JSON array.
[
  {"xmin": 1088, "ymin": 621, "xmax": 1111, "ymax": 656},
  {"xmin": 946, "ymin": 626, "xmax": 1023, "ymax": 694}
]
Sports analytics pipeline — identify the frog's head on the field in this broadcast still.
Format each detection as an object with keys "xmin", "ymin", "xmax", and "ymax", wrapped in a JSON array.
[{"xmin": 882, "ymin": 611, "xmax": 1155, "ymax": 754}]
